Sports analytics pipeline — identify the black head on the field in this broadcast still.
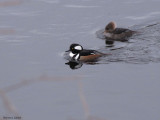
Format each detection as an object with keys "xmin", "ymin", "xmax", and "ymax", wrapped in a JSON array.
[{"xmin": 68, "ymin": 43, "xmax": 83, "ymax": 54}]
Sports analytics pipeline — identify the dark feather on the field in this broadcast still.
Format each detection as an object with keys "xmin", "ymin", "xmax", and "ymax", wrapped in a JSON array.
[
  {"xmin": 112, "ymin": 28, "xmax": 130, "ymax": 34},
  {"xmin": 79, "ymin": 49, "xmax": 97, "ymax": 56}
]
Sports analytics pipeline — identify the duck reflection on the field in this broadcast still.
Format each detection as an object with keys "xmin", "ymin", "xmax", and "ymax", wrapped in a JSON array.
[
  {"xmin": 105, "ymin": 39, "xmax": 115, "ymax": 45},
  {"xmin": 64, "ymin": 43, "xmax": 109, "ymax": 69},
  {"xmin": 96, "ymin": 21, "xmax": 137, "ymax": 45},
  {"xmin": 65, "ymin": 60, "xmax": 100, "ymax": 70},
  {"xmin": 65, "ymin": 61, "xmax": 83, "ymax": 70},
  {"xmin": 104, "ymin": 21, "xmax": 136, "ymax": 41}
]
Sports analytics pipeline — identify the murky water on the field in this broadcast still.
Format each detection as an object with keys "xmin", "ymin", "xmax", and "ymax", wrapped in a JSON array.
[{"xmin": 0, "ymin": 0, "xmax": 160, "ymax": 120}]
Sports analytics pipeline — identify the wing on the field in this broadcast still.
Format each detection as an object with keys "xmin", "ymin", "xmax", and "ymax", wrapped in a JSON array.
[
  {"xmin": 80, "ymin": 49, "xmax": 98, "ymax": 56},
  {"xmin": 113, "ymin": 28, "xmax": 130, "ymax": 34}
]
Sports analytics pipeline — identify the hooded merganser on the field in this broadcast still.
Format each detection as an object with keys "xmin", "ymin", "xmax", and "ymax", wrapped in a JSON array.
[
  {"xmin": 104, "ymin": 21, "xmax": 136, "ymax": 41},
  {"xmin": 66, "ymin": 43, "xmax": 106, "ymax": 62}
]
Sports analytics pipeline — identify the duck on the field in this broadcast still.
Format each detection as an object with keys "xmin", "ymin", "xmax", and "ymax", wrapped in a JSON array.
[
  {"xmin": 103, "ymin": 21, "xmax": 136, "ymax": 41},
  {"xmin": 66, "ymin": 43, "xmax": 106, "ymax": 62}
]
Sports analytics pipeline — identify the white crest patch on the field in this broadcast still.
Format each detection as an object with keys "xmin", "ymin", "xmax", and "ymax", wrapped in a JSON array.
[{"xmin": 74, "ymin": 45, "xmax": 82, "ymax": 50}]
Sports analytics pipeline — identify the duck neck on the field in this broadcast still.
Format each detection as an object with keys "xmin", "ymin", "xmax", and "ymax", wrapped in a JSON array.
[{"xmin": 69, "ymin": 52, "xmax": 80, "ymax": 60}]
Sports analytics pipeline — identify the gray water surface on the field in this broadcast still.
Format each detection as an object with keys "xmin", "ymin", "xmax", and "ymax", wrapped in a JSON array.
[{"xmin": 0, "ymin": 0, "xmax": 160, "ymax": 120}]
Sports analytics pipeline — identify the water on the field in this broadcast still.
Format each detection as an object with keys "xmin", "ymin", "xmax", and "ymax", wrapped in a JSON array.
[
  {"xmin": 96, "ymin": 22, "xmax": 160, "ymax": 64},
  {"xmin": 0, "ymin": 0, "xmax": 160, "ymax": 120}
]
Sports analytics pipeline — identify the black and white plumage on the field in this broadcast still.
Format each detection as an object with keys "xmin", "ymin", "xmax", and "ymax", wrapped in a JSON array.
[{"xmin": 66, "ymin": 44, "xmax": 105, "ymax": 62}]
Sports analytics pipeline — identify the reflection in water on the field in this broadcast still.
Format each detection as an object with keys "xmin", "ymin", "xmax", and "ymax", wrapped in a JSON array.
[
  {"xmin": 65, "ymin": 61, "xmax": 83, "ymax": 70},
  {"xmin": 65, "ymin": 22, "xmax": 160, "ymax": 69},
  {"xmin": 78, "ymin": 81, "xmax": 107, "ymax": 120},
  {"xmin": 0, "ymin": 1, "xmax": 23, "ymax": 119},
  {"xmin": 0, "ymin": 89, "xmax": 19, "ymax": 117},
  {"xmin": 0, "ymin": 29, "xmax": 16, "ymax": 35},
  {"xmin": 65, "ymin": 60, "xmax": 100, "ymax": 70},
  {"xmin": 65, "ymin": 59, "xmax": 105, "ymax": 70},
  {"xmin": 0, "ymin": 0, "xmax": 23, "ymax": 7},
  {"xmin": 78, "ymin": 81, "xmax": 90, "ymax": 119},
  {"xmin": 96, "ymin": 28, "xmax": 138, "ymax": 44},
  {"xmin": 65, "ymin": 21, "xmax": 160, "ymax": 67},
  {"xmin": 96, "ymin": 22, "xmax": 160, "ymax": 64},
  {"xmin": 103, "ymin": 21, "xmax": 136, "ymax": 42},
  {"xmin": 64, "ymin": 44, "xmax": 110, "ymax": 69},
  {"xmin": 0, "ymin": 75, "xmax": 81, "ymax": 120},
  {"xmin": 105, "ymin": 40, "xmax": 114, "ymax": 45},
  {"xmin": 67, "ymin": 81, "xmax": 107, "ymax": 120},
  {"xmin": 0, "ymin": 75, "xmax": 107, "ymax": 120}
]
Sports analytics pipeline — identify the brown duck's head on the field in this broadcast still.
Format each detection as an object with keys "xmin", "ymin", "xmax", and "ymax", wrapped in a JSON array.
[{"xmin": 105, "ymin": 21, "xmax": 116, "ymax": 33}]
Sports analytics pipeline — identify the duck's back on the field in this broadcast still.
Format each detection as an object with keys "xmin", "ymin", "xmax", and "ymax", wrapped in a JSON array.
[
  {"xmin": 107, "ymin": 28, "xmax": 135, "ymax": 41},
  {"xmin": 113, "ymin": 28, "xmax": 131, "ymax": 34},
  {"xmin": 80, "ymin": 49, "xmax": 100, "ymax": 56}
]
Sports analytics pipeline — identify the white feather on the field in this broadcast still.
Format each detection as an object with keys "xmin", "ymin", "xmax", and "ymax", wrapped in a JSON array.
[
  {"xmin": 74, "ymin": 46, "xmax": 82, "ymax": 50},
  {"xmin": 69, "ymin": 52, "xmax": 75, "ymax": 57},
  {"xmin": 75, "ymin": 54, "xmax": 80, "ymax": 60},
  {"xmin": 69, "ymin": 52, "xmax": 79, "ymax": 60}
]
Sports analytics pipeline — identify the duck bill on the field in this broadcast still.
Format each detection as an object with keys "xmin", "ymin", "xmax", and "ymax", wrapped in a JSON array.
[{"xmin": 65, "ymin": 50, "xmax": 70, "ymax": 52}]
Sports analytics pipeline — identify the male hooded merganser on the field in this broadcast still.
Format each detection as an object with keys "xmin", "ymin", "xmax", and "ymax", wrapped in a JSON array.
[
  {"xmin": 104, "ymin": 21, "xmax": 136, "ymax": 41},
  {"xmin": 66, "ymin": 43, "xmax": 106, "ymax": 62}
]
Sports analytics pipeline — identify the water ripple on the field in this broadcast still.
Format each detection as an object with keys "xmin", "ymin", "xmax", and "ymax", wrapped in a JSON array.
[
  {"xmin": 126, "ymin": 12, "xmax": 160, "ymax": 20},
  {"xmin": 64, "ymin": 4, "xmax": 100, "ymax": 8},
  {"xmin": 97, "ymin": 22, "xmax": 160, "ymax": 64}
]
